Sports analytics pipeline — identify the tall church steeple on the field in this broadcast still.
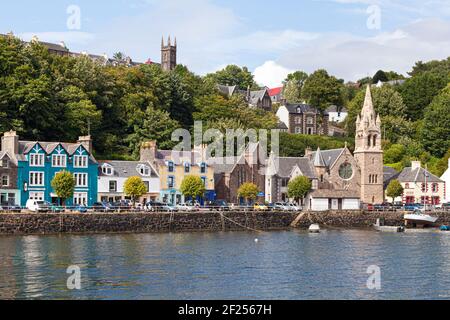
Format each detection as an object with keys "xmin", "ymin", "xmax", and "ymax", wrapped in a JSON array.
[
  {"xmin": 161, "ymin": 35, "xmax": 177, "ymax": 71},
  {"xmin": 354, "ymin": 85, "xmax": 384, "ymax": 204}
]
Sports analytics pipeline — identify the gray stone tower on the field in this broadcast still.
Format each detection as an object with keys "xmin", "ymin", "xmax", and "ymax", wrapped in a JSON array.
[
  {"xmin": 354, "ymin": 85, "xmax": 384, "ymax": 204},
  {"xmin": 161, "ymin": 36, "xmax": 177, "ymax": 71}
]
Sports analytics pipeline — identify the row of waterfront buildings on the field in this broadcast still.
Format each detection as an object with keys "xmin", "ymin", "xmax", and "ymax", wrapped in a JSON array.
[{"xmin": 0, "ymin": 86, "xmax": 447, "ymax": 210}]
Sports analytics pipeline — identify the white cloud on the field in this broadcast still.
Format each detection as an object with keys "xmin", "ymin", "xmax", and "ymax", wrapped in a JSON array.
[{"xmin": 254, "ymin": 61, "xmax": 293, "ymax": 88}]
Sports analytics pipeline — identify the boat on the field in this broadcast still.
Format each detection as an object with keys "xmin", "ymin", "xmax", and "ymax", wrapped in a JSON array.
[
  {"xmin": 309, "ymin": 224, "xmax": 320, "ymax": 233},
  {"xmin": 404, "ymin": 209, "xmax": 438, "ymax": 228},
  {"xmin": 440, "ymin": 225, "xmax": 450, "ymax": 231},
  {"xmin": 373, "ymin": 219, "xmax": 405, "ymax": 233}
]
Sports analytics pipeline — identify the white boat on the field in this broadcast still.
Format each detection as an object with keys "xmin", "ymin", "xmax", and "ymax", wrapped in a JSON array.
[
  {"xmin": 309, "ymin": 224, "xmax": 320, "ymax": 233},
  {"xmin": 404, "ymin": 210, "xmax": 438, "ymax": 226},
  {"xmin": 373, "ymin": 219, "xmax": 405, "ymax": 233}
]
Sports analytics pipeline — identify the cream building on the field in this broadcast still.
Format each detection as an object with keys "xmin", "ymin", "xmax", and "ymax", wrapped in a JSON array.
[{"xmin": 441, "ymin": 159, "xmax": 450, "ymax": 203}]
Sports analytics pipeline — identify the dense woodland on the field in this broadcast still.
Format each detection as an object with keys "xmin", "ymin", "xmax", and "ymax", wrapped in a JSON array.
[{"xmin": 0, "ymin": 36, "xmax": 449, "ymax": 176}]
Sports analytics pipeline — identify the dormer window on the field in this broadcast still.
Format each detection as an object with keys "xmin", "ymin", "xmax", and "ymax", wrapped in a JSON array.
[
  {"xmin": 52, "ymin": 154, "xmax": 67, "ymax": 168},
  {"xmin": 137, "ymin": 164, "xmax": 151, "ymax": 177},
  {"xmin": 102, "ymin": 164, "xmax": 114, "ymax": 175},
  {"xmin": 1, "ymin": 159, "xmax": 8, "ymax": 168},
  {"xmin": 29, "ymin": 153, "xmax": 45, "ymax": 167},
  {"xmin": 297, "ymin": 107, "xmax": 302, "ymax": 113},
  {"xmin": 74, "ymin": 155, "xmax": 88, "ymax": 168}
]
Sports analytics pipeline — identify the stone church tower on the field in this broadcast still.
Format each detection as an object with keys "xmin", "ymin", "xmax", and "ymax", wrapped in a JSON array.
[
  {"xmin": 161, "ymin": 36, "xmax": 177, "ymax": 71},
  {"xmin": 354, "ymin": 85, "xmax": 384, "ymax": 204}
]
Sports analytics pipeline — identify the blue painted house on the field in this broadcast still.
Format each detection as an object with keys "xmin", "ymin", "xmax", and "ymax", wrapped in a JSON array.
[{"xmin": 1, "ymin": 131, "xmax": 98, "ymax": 206}]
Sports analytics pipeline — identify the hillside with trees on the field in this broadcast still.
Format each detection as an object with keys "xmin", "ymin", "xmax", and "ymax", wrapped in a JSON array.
[{"xmin": 0, "ymin": 35, "xmax": 448, "ymax": 176}]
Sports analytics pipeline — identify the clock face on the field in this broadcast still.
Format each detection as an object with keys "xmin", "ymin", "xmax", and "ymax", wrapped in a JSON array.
[{"xmin": 339, "ymin": 163, "xmax": 353, "ymax": 180}]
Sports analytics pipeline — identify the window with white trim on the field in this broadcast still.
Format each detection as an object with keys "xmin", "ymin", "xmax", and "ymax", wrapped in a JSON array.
[
  {"xmin": 138, "ymin": 165, "xmax": 151, "ymax": 176},
  {"xmin": 29, "ymin": 172, "xmax": 44, "ymax": 186},
  {"xmin": 29, "ymin": 153, "xmax": 45, "ymax": 167},
  {"xmin": 74, "ymin": 155, "xmax": 88, "ymax": 168},
  {"xmin": 52, "ymin": 154, "xmax": 67, "ymax": 167},
  {"xmin": 74, "ymin": 173, "xmax": 88, "ymax": 187},
  {"xmin": 29, "ymin": 192, "xmax": 44, "ymax": 201},
  {"xmin": 1, "ymin": 175, "xmax": 9, "ymax": 187},
  {"xmin": 102, "ymin": 164, "xmax": 113, "ymax": 175},
  {"xmin": 73, "ymin": 192, "xmax": 87, "ymax": 205}
]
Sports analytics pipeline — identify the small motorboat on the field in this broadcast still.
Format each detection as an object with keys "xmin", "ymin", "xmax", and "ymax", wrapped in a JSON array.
[
  {"xmin": 440, "ymin": 225, "xmax": 450, "ymax": 231},
  {"xmin": 404, "ymin": 209, "xmax": 438, "ymax": 228},
  {"xmin": 309, "ymin": 224, "xmax": 320, "ymax": 233},
  {"xmin": 373, "ymin": 218, "xmax": 405, "ymax": 233}
]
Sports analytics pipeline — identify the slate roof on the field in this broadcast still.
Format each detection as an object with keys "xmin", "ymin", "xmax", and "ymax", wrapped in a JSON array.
[
  {"xmin": 98, "ymin": 160, "xmax": 158, "ymax": 178},
  {"xmin": 383, "ymin": 166, "xmax": 399, "ymax": 187},
  {"xmin": 284, "ymin": 103, "xmax": 321, "ymax": 114},
  {"xmin": 313, "ymin": 148, "xmax": 326, "ymax": 167},
  {"xmin": 154, "ymin": 150, "xmax": 206, "ymax": 166},
  {"xmin": 311, "ymin": 148, "xmax": 344, "ymax": 168},
  {"xmin": 398, "ymin": 167, "xmax": 443, "ymax": 183},
  {"xmin": 309, "ymin": 189, "xmax": 360, "ymax": 199},
  {"xmin": 249, "ymin": 89, "xmax": 268, "ymax": 105},
  {"xmin": 17, "ymin": 140, "xmax": 97, "ymax": 162},
  {"xmin": 217, "ymin": 84, "xmax": 237, "ymax": 97},
  {"xmin": 277, "ymin": 121, "xmax": 288, "ymax": 130},
  {"xmin": 274, "ymin": 157, "xmax": 317, "ymax": 179},
  {"xmin": 325, "ymin": 105, "xmax": 348, "ymax": 113}
]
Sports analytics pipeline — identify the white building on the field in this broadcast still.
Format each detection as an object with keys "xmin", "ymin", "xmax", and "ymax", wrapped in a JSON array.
[
  {"xmin": 440, "ymin": 159, "xmax": 450, "ymax": 203},
  {"xmin": 325, "ymin": 105, "xmax": 348, "ymax": 123},
  {"xmin": 98, "ymin": 160, "xmax": 160, "ymax": 204}
]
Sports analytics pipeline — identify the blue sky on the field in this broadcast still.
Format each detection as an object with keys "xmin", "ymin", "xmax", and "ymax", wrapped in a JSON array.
[{"xmin": 1, "ymin": 0, "xmax": 450, "ymax": 86}]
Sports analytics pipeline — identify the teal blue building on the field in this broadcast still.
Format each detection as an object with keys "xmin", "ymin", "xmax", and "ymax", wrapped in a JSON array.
[{"xmin": 2, "ymin": 132, "xmax": 98, "ymax": 207}]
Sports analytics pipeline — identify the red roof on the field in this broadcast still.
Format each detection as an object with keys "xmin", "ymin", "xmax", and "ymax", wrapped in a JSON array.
[{"xmin": 268, "ymin": 87, "xmax": 283, "ymax": 97}]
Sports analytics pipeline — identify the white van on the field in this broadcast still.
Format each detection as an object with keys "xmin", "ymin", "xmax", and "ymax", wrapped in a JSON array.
[{"xmin": 26, "ymin": 199, "xmax": 49, "ymax": 213}]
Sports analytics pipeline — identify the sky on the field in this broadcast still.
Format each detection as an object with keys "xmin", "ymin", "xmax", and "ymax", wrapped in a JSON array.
[{"xmin": 1, "ymin": 0, "xmax": 450, "ymax": 87}]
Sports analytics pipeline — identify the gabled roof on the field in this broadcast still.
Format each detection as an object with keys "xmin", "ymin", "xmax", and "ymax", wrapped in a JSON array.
[
  {"xmin": 398, "ymin": 167, "xmax": 443, "ymax": 183},
  {"xmin": 268, "ymin": 87, "xmax": 283, "ymax": 97},
  {"xmin": 217, "ymin": 84, "xmax": 237, "ymax": 97},
  {"xmin": 311, "ymin": 148, "xmax": 345, "ymax": 169},
  {"xmin": 17, "ymin": 140, "xmax": 97, "ymax": 162},
  {"xmin": 313, "ymin": 148, "xmax": 326, "ymax": 167},
  {"xmin": 249, "ymin": 89, "xmax": 269, "ymax": 106},
  {"xmin": 284, "ymin": 103, "xmax": 320, "ymax": 114},
  {"xmin": 98, "ymin": 160, "xmax": 158, "ymax": 178},
  {"xmin": 273, "ymin": 157, "xmax": 317, "ymax": 179}
]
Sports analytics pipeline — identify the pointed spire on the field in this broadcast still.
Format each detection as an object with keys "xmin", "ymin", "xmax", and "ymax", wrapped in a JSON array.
[
  {"xmin": 168, "ymin": 36, "xmax": 171, "ymax": 46},
  {"xmin": 161, "ymin": 36, "xmax": 164, "ymax": 48},
  {"xmin": 362, "ymin": 85, "xmax": 375, "ymax": 115},
  {"xmin": 376, "ymin": 114, "xmax": 381, "ymax": 125},
  {"xmin": 174, "ymin": 37, "xmax": 177, "ymax": 47},
  {"xmin": 313, "ymin": 147, "xmax": 326, "ymax": 167}
]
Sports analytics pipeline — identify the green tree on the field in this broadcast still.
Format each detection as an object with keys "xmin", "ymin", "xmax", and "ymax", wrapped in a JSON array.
[
  {"xmin": 386, "ymin": 179, "xmax": 404, "ymax": 200},
  {"xmin": 384, "ymin": 144, "xmax": 406, "ymax": 164},
  {"xmin": 205, "ymin": 65, "xmax": 256, "ymax": 90},
  {"xmin": 287, "ymin": 176, "xmax": 312, "ymax": 204},
  {"xmin": 237, "ymin": 182, "xmax": 259, "ymax": 204},
  {"xmin": 399, "ymin": 71, "xmax": 449, "ymax": 120},
  {"xmin": 124, "ymin": 176, "xmax": 147, "ymax": 205},
  {"xmin": 51, "ymin": 171, "xmax": 75, "ymax": 206},
  {"xmin": 421, "ymin": 84, "xmax": 450, "ymax": 158},
  {"xmin": 283, "ymin": 71, "xmax": 308, "ymax": 103},
  {"xmin": 372, "ymin": 70, "xmax": 388, "ymax": 84},
  {"xmin": 302, "ymin": 69, "xmax": 344, "ymax": 113},
  {"xmin": 180, "ymin": 175, "xmax": 206, "ymax": 200}
]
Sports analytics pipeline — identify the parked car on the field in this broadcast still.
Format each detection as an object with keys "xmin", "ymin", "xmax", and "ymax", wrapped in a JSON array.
[
  {"xmin": 162, "ymin": 204, "xmax": 178, "ymax": 212},
  {"xmin": 145, "ymin": 201, "xmax": 166, "ymax": 212},
  {"xmin": 287, "ymin": 203, "xmax": 302, "ymax": 211},
  {"xmin": 72, "ymin": 205, "xmax": 88, "ymax": 213},
  {"xmin": 205, "ymin": 200, "xmax": 230, "ymax": 211},
  {"xmin": 112, "ymin": 200, "xmax": 132, "ymax": 210},
  {"xmin": 92, "ymin": 202, "xmax": 114, "ymax": 212},
  {"xmin": 185, "ymin": 200, "xmax": 201, "ymax": 208},
  {"xmin": 273, "ymin": 202, "xmax": 290, "ymax": 211},
  {"xmin": 26, "ymin": 199, "xmax": 49, "ymax": 213},
  {"xmin": 442, "ymin": 203, "xmax": 450, "ymax": 211},
  {"xmin": 0, "ymin": 203, "xmax": 22, "ymax": 212},
  {"xmin": 374, "ymin": 202, "xmax": 393, "ymax": 211},
  {"xmin": 177, "ymin": 203, "xmax": 199, "ymax": 212},
  {"xmin": 43, "ymin": 201, "xmax": 64, "ymax": 213},
  {"xmin": 253, "ymin": 203, "xmax": 269, "ymax": 211},
  {"xmin": 404, "ymin": 203, "xmax": 423, "ymax": 211}
]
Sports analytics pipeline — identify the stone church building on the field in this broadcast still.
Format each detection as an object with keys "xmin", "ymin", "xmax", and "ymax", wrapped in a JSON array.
[{"xmin": 265, "ymin": 86, "xmax": 384, "ymax": 210}]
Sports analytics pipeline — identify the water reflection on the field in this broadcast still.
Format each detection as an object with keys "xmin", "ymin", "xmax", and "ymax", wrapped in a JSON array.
[{"xmin": 0, "ymin": 230, "xmax": 449, "ymax": 300}]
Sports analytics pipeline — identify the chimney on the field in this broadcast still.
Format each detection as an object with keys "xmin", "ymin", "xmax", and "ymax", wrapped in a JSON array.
[
  {"xmin": 140, "ymin": 141, "xmax": 157, "ymax": 162},
  {"xmin": 305, "ymin": 147, "xmax": 313, "ymax": 159},
  {"xmin": 411, "ymin": 161, "xmax": 421, "ymax": 170},
  {"xmin": 1, "ymin": 130, "xmax": 19, "ymax": 155},
  {"xmin": 77, "ymin": 135, "xmax": 92, "ymax": 154}
]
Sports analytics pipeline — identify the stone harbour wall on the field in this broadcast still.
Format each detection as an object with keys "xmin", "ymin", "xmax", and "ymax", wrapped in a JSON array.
[
  {"xmin": 0, "ymin": 211, "xmax": 298, "ymax": 235},
  {"xmin": 0, "ymin": 211, "xmax": 449, "ymax": 235}
]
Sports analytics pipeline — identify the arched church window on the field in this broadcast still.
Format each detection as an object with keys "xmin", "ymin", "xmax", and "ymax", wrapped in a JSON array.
[
  {"xmin": 367, "ymin": 135, "xmax": 371, "ymax": 147},
  {"xmin": 373, "ymin": 135, "xmax": 377, "ymax": 147}
]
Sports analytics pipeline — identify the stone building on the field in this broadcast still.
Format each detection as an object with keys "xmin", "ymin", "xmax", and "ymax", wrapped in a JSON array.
[
  {"xmin": 209, "ymin": 143, "xmax": 266, "ymax": 204},
  {"xmin": 265, "ymin": 85, "xmax": 385, "ymax": 210},
  {"xmin": 0, "ymin": 132, "xmax": 20, "ymax": 206},
  {"xmin": 161, "ymin": 36, "xmax": 177, "ymax": 71},
  {"xmin": 217, "ymin": 85, "xmax": 272, "ymax": 111},
  {"xmin": 276, "ymin": 104, "xmax": 329, "ymax": 135}
]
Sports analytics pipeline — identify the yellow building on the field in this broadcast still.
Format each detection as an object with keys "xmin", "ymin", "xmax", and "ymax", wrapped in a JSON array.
[{"xmin": 139, "ymin": 142, "xmax": 215, "ymax": 205}]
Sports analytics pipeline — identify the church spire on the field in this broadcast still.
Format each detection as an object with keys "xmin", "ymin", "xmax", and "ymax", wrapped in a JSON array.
[
  {"xmin": 361, "ymin": 85, "xmax": 375, "ymax": 118},
  {"xmin": 313, "ymin": 147, "xmax": 326, "ymax": 167}
]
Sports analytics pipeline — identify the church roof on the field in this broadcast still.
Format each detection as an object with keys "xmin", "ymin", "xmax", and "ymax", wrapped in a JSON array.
[
  {"xmin": 273, "ymin": 157, "xmax": 317, "ymax": 179},
  {"xmin": 313, "ymin": 148, "xmax": 326, "ymax": 167},
  {"xmin": 398, "ymin": 167, "xmax": 443, "ymax": 183},
  {"xmin": 311, "ymin": 148, "xmax": 345, "ymax": 168}
]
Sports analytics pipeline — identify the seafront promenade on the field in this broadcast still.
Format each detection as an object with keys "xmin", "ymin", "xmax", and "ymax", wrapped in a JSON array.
[{"xmin": 0, "ymin": 211, "xmax": 449, "ymax": 235}]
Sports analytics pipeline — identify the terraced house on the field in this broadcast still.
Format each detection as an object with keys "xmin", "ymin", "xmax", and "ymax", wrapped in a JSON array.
[
  {"xmin": 140, "ymin": 141, "xmax": 215, "ymax": 205},
  {"xmin": 1, "ymin": 131, "xmax": 98, "ymax": 206}
]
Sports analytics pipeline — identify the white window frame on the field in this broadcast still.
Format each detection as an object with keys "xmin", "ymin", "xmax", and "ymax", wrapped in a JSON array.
[
  {"xmin": 1, "ymin": 175, "xmax": 9, "ymax": 187},
  {"xmin": 137, "ymin": 165, "xmax": 151, "ymax": 177},
  {"xmin": 73, "ymin": 192, "xmax": 87, "ymax": 205},
  {"xmin": 102, "ymin": 164, "xmax": 113, "ymax": 175},
  {"xmin": 74, "ymin": 155, "xmax": 88, "ymax": 168},
  {"xmin": 29, "ymin": 192, "xmax": 44, "ymax": 201},
  {"xmin": 74, "ymin": 173, "xmax": 88, "ymax": 187},
  {"xmin": 29, "ymin": 171, "xmax": 44, "ymax": 186},
  {"xmin": 29, "ymin": 153, "xmax": 45, "ymax": 167},
  {"xmin": 52, "ymin": 154, "xmax": 67, "ymax": 168}
]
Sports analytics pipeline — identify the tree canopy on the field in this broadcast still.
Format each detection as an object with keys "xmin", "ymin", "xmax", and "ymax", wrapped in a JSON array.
[
  {"xmin": 51, "ymin": 171, "xmax": 75, "ymax": 205},
  {"xmin": 180, "ymin": 175, "xmax": 206, "ymax": 199}
]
